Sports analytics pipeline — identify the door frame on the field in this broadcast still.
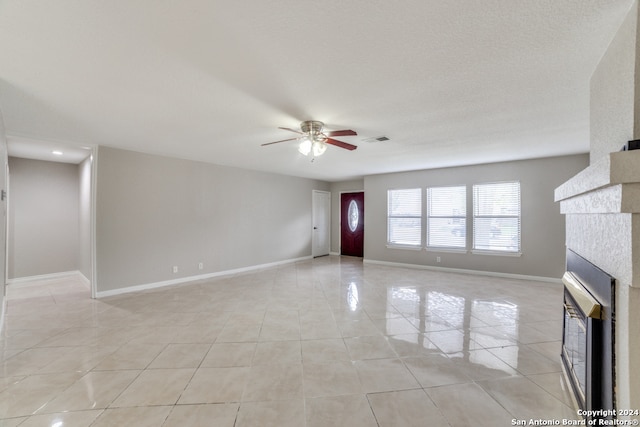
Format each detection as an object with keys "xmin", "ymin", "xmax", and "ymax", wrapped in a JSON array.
[
  {"xmin": 339, "ymin": 190, "xmax": 364, "ymax": 256},
  {"xmin": 312, "ymin": 190, "xmax": 331, "ymax": 258},
  {"xmin": 89, "ymin": 146, "xmax": 98, "ymax": 298}
]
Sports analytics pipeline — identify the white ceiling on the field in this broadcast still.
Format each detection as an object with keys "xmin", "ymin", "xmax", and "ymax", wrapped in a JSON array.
[
  {"xmin": 0, "ymin": 1, "xmax": 633, "ymax": 180},
  {"xmin": 6, "ymin": 136, "xmax": 92, "ymax": 164}
]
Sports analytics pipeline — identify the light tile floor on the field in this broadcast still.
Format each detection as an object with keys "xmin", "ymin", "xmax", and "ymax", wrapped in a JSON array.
[{"xmin": 0, "ymin": 256, "xmax": 579, "ymax": 426}]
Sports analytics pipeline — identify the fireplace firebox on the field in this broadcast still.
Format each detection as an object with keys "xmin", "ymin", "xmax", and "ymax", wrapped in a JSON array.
[{"xmin": 561, "ymin": 250, "xmax": 615, "ymax": 421}]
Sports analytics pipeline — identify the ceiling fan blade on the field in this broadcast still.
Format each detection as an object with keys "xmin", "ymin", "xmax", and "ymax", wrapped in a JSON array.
[
  {"xmin": 261, "ymin": 137, "xmax": 299, "ymax": 146},
  {"xmin": 326, "ymin": 138, "xmax": 358, "ymax": 151},
  {"xmin": 326, "ymin": 129, "xmax": 357, "ymax": 137},
  {"xmin": 278, "ymin": 127, "xmax": 303, "ymax": 134}
]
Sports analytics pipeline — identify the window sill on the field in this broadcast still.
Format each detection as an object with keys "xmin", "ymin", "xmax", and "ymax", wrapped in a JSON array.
[
  {"xmin": 386, "ymin": 244, "xmax": 422, "ymax": 251},
  {"xmin": 471, "ymin": 249, "xmax": 522, "ymax": 257},
  {"xmin": 425, "ymin": 247, "xmax": 467, "ymax": 254}
]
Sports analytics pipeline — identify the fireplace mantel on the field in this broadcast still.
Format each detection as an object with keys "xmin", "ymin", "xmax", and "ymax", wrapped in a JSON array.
[
  {"xmin": 555, "ymin": 150, "xmax": 640, "ymax": 205},
  {"xmin": 555, "ymin": 150, "xmax": 640, "ymax": 288}
]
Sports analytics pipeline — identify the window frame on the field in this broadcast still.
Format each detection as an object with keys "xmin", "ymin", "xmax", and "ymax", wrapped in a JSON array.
[
  {"xmin": 472, "ymin": 181, "xmax": 521, "ymax": 255},
  {"xmin": 426, "ymin": 185, "xmax": 467, "ymax": 250},
  {"xmin": 386, "ymin": 188, "xmax": 423, "ymax": 249}
]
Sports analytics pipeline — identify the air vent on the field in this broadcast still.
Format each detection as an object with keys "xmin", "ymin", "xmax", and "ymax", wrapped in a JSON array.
[{"xmin": 363, "ymin": 136, "xmax": 390, "ymax": 143}]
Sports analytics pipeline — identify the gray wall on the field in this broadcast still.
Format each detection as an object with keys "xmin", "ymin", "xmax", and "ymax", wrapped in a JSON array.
[
  {"xmin": 363, "ymin": 154, "xmax": 589, "ymax": 279},
  {"xmin": 329, "ymin": 179, "xmax": 364, "ymax": 254},
  {"xmin": 8, "ymin": 157, "xmax": 80, "ymax": 279},
  {"xmin": 95, "ymin": 146, "xmax": 330, "ymax": 293}
]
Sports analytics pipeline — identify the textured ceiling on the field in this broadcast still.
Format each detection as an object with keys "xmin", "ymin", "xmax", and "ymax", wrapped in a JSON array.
[{"xmin": 0, "ymin": 1, "xmax": 633, "ymax": 180}]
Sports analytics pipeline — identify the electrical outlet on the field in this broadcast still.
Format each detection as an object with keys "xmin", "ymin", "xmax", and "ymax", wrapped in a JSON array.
[
  {"xmin": 436, "ymin": 257, "xmax": 441, "ymax": 263},
  {"xmin": 198, "ymin": 262, "xmax": 204, "ymax": 270},
  {"xmin": 173, "ymin": 266, "xmax": 178, "ymax": 273}
]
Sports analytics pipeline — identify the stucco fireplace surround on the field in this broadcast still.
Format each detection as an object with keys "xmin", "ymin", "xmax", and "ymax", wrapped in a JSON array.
[{"xmin": 555, "ymin": 149, "xmax": 640, "ymax": 415}]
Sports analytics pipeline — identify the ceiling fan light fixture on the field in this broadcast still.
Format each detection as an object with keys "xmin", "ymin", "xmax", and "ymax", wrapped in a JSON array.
[
  {"xmin": 313, "ymin": 132, "xmax": 327, "ymax": 143},
  {"xmin": 312, "ymin": 140, "xmax": 327, "ymax": 156},
  {"xmin": 299, "ymin": 133, "xmax": 328, "ymax": 157},
  {"xmin": 298, "ymin": 138, "xmax": 312, "ymax": 155}
]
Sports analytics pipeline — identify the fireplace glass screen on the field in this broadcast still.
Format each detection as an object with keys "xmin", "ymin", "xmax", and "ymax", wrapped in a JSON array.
[{"xmin": 563, "ymin": 289, "xmax": 588, "ymax": 403}]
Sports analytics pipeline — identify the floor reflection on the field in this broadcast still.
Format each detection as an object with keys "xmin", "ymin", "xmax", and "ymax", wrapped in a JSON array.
[
  {"xmin": 347, "ymin": 282, "xmax": 359, "ymax": 312},
  {"xmin": 386, "ymin": 286, "xmax": 520, "ymax": 357}
]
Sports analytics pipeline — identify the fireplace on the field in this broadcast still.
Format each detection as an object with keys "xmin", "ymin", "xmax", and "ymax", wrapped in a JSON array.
[{"xmin": 561, "ymin": 249, "xmax": 615, "ymax": 421}]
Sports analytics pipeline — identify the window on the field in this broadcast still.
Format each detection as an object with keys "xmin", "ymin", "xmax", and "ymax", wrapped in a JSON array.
[
  {"xmin": 473, "ymin": 181, "xmax": 521, "ymax": 253},
  {"xmin": 348, "ymin": 200, "xmax": 359, "ymax": 232},
  {"xmin": 426, "ymin": 185, "xmax": 466, "ymax": 249},
  {"xmin": 387, "ymin": 188, "xmax": 422, "ymax": 247}
]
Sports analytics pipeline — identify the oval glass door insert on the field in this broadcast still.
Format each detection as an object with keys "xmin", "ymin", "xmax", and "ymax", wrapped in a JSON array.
[{"xmin": 348, "ymin": 200, "xmax": 359, "ymax": 232}]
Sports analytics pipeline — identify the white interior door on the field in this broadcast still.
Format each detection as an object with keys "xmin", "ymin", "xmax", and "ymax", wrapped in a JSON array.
[{"xmin": 312, "ymin": 190, "xmax": 330, "ymax": 257}]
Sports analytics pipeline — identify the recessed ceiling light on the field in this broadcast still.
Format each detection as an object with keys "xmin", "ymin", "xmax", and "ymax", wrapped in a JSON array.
[{"xmin": 52, "ymin": 150, "xmax": 63, "ymax": 155}]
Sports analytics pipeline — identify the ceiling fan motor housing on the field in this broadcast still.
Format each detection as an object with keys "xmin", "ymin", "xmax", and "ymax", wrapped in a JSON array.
[{"xmin": 300, "ymin": 120, "xmax": 324, "ymax": 134}]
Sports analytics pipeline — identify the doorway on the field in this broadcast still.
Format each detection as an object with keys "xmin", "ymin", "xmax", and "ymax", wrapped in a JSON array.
[
  {"xmin": 5, "ymin": 142, "xmax": 95, "ymax": 297},
  {"xmin": 340, "ymin": 192, "xmax": 364, "ymax": 257},
  {"xmin": 312, "ymin": 190, "xmax": 331, "ymax": 257}
]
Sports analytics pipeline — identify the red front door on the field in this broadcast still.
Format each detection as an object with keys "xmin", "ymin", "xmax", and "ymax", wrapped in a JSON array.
[{"xmin": 340, "ymin": 192, "xmax": 364, "ymax": 257}]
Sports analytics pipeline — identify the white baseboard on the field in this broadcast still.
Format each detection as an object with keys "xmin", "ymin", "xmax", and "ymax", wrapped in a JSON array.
[
  {"xmin": 77, "ymin": 272, "xmax": 91, "ymax": 288},
  {"xmin": 7, "ymin": 270, "xmax": 88, "ymax": 285},
  {"xmin": 363, "ymin": 258, "xmax": 562, "ymax": 284},
  {"xmin": 95, "ymin": 256, "xmax": 313, "ymax": 298}
]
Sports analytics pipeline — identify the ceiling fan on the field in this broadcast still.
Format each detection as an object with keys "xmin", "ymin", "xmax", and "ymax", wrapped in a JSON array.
[{"xmin": 262, "ymin": 120, "xmax": 357, "ymax": 157}]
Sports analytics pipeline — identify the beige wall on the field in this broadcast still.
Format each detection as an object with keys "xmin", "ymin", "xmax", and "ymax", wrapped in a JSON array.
[
  {"xmin": 95, "ymin": 146, "xmax": 330, "ymax": 293},
  {"xmin": 362, "ymin": 154, "xmax": 589, "ymax": 280},
  {"xmin": 8, "ymin": 157, "xmax": 80, "ymax": 279}
]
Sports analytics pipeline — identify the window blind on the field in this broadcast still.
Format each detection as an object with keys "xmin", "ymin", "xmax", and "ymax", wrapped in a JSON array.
[
  {"xmin": 387, "ymin": 188, "xmax": 422, "ymax": 246},
  {"xmin": 426, "ymin": 185, "xmax": 466, "ymax": 248},
  {"xmin": 473, "ymin": 181, "xmax": 521, "ymax": 252}
]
